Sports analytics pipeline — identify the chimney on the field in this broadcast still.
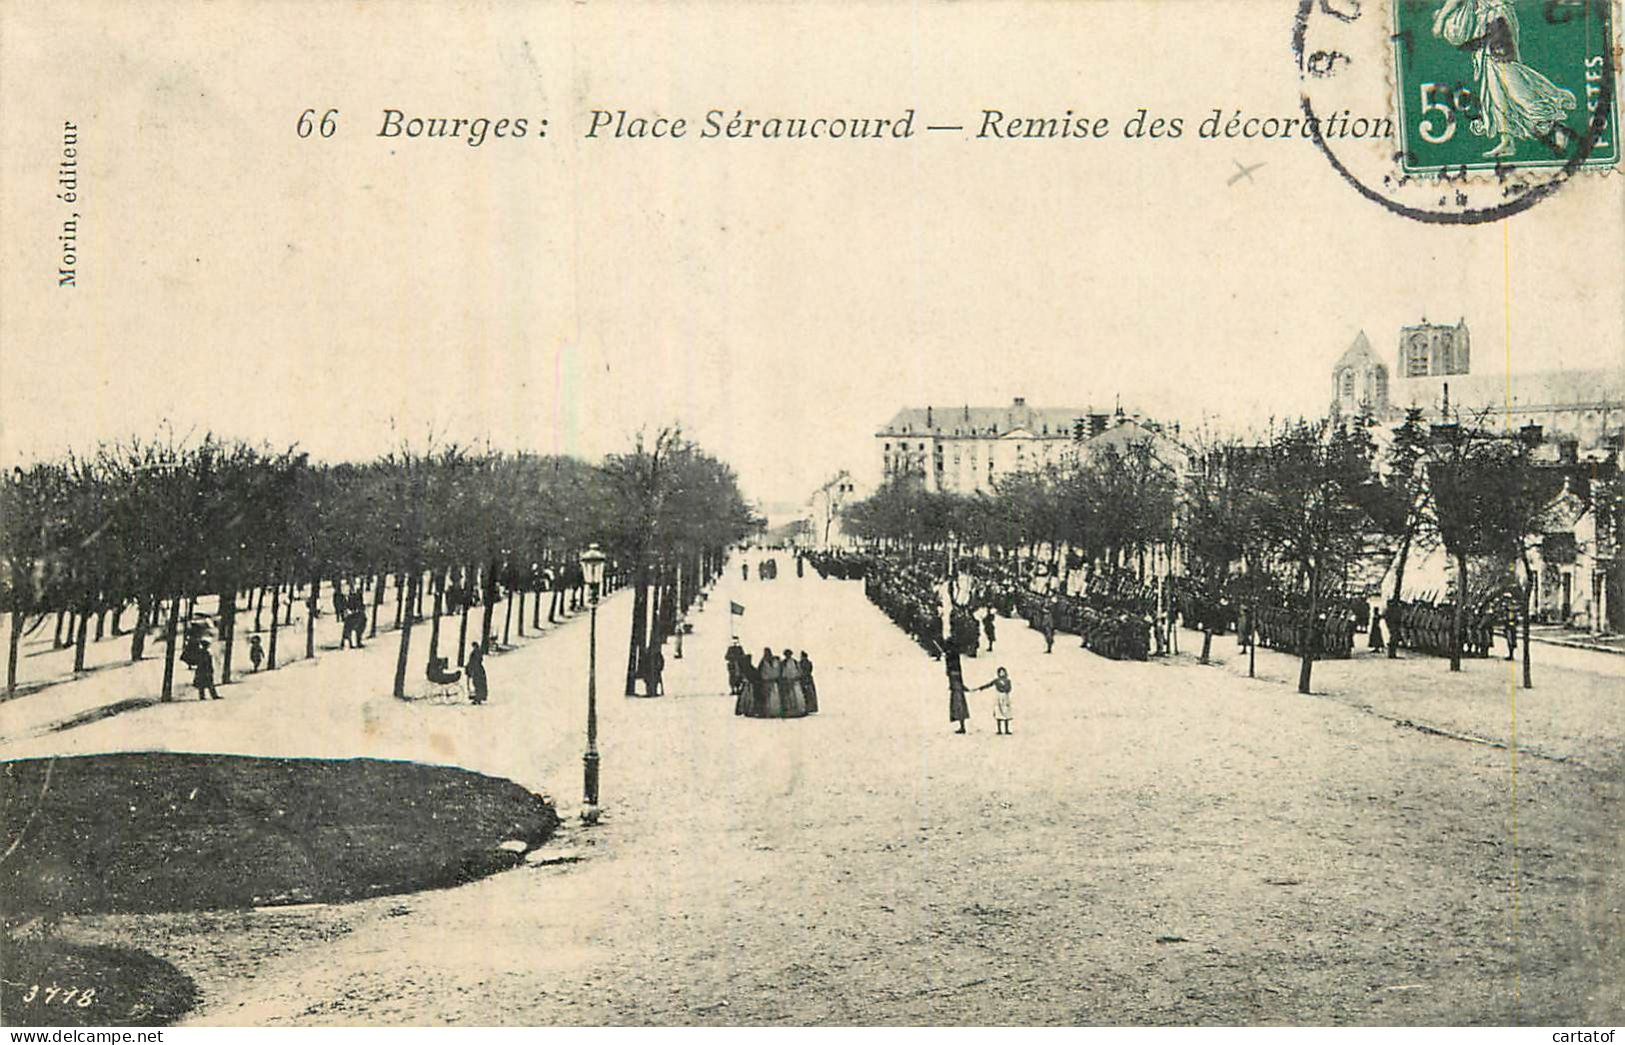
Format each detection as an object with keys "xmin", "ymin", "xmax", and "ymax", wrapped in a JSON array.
[
  {"xmin": 926, "ymin": 405, "xmax": 934, "ymax": 428},
  {"xmin": 1013, "ymin": 397, "xmax": 1026, "ymax": 407}
]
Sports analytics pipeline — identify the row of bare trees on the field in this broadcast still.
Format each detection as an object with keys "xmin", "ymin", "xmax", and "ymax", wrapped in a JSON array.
[{"xmin": 1, "ymin": 429, "xmax": 757, "ymax": 702}]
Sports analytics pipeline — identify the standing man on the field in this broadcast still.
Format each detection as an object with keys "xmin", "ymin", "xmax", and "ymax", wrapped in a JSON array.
[{"xmin": 466, "ymin": 642, "xmax": 489, "ymax": 705}]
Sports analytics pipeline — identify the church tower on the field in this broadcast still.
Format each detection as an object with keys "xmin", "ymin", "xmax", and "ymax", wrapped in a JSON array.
[{"xmin": 1331, "ymin": 330, "xmax": 1390, "ymax": 418}]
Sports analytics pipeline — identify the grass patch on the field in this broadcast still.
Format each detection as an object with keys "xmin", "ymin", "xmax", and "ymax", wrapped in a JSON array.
[
  {"xmin": 1, "ymin": 753, "xmax": 559, "ymax": 917},
  {"xmin": 0, "ymin": 940, "xmax": 196, "ymax": 1026}
]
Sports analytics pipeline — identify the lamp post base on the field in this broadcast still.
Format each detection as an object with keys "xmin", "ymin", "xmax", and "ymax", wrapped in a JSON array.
[{"xmin": 583, "ymin": 750, "xmax": 600, "ymax": 808}]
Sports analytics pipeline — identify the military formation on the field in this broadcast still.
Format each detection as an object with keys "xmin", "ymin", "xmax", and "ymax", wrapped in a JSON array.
[
  {"xmin": 810, "ymin": 548, "xmax": 1516, "ymax": 668},
  {"xmin": 1385, "ymin": 597, "xmax": 1505, "ymax": 658}
]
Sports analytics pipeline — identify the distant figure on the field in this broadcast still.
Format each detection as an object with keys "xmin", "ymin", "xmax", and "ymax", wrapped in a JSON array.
[
  {"xmin": 1041, "ymin": 605, "xmax": 1056, "ymax": 654},
  {"xmin": 466, "ymin": 642, "xmax": 488, "ymax": 705},
  {"xmin": 193, "ymin": 641, "xmax": 222, "ymax": 701},
  {"xmin": 742, "ymin": 561, "xmax": 750, "ymax": 582},
  {"xmin": 796, "ymin": 556, "xmax": 804, "ymax": 579},
  {"xmin": 798, "ymin": 651, "xmax": 818, "ymax": 714},
  {"xmin": 982, "ymin": 608, "xmax": 997, "ymax": 651},
  {"xmin": 975, "ymin": 666, "xmax": 1014, "ymax": 735},
  {"xmin": 248, "ymin": 634, "xmax": 265, "ymax": 672},
  {"xmin": 1368, "ymin": 606, "xmax": 1386, "ymax": 653}
]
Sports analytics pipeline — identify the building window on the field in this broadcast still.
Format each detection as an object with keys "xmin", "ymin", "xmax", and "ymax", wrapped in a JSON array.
[
  {"xmin": 1405, "ymin": 337, "xmax": 1430, "ymax": 377},
  {"xmin": 1339, "ymin": 369, "xmax": 1355, "ymax": 398}
]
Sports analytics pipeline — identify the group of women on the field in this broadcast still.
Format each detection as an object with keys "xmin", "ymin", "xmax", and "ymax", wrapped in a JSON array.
[{"xmin": 726, "ymin": 641, "xmax": 819, "ymax": 718}]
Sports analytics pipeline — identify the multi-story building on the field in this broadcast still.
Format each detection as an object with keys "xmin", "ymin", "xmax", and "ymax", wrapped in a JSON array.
[
  {"xmin": 877, "ymin": 398, "xmax": 1147, "ymax": 494},
  {"xmin": 804, "ymin": 470, "xmax": 867, "ymax": 547}
]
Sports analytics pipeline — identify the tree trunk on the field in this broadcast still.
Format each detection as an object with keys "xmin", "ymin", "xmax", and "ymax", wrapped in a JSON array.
[
  {"xmin": 371, "ymin": 572, "xmax": 385, "ymax": 637},
  {"xmin": 7, "ymin": 606, "xmax": 24, "ymax": 696},
  {"xmin": 268, "ymin": 581, "xmax": 281, "ymax": 670},
  {"xmin": 428, "ymin": 569, "xmax": 446, "ymax": 662},
  {"xmin": 393, "ymin": 570, "xmax": 420, "ymax": 699},
  {"xmin": 1520, "ymin": 551, "xmax": 1534, "ymax": 690},
  {"xmin": 110, "ymin": 603, "xmax": 126, "ymax": 637},
  {"xmin": 253, "ymin": 584, "xmax": 266, "ymax": 632},
  {"xmin": 625, "ymin": 564, "xmax": 649, "ymax": 696},
  {"xmin": 504, "ymin": 587, "xmax": 516, "ymax": 645},
  {"xmin": 94, "ymin": 608, "xmax": 107, "ymax": 642},
  {"xmin": 305, "ymin": 575, "xmax": 319, "ymax": 660},
  {"xmin": 1388, "ymin": 528, "xmax": 1413, "ymax": 658},
  {"xmin": 160, "ymin": 594, "xmax": 181, "ymax": 701},
  {"xmin": 283, "ymin": 582, "xmax": 294, "ymax": 625},
  {"xmin": 53, "ymin": 609, "xmax": 67, "ymax": 649},
  {"xmin": 219, "ymin": 585, "xmax": 237, "ymax": 684},
  {"xmin": 394, "ymin": 571, "xmax": 405, "ymax": 629},
  {"xmin": 457, "ymin": 567, "xmax": 472, "ymax": 665},
  {"xmin": 72, "ymin": 604, "xmax": 91, "ymax": 673},
  {"xmin": 480, "ymin": 561, "xmax": 497, "ymax": 652},
  {"xmin": 129, "ymin": 596, "xmax": 149, "ymax": 662},
  {"xmin": 1449, "ymin": 553, "xmax": 1466, "ymax": 672},
  {"xmin": 1199, "ymin": 629, "xmax": 1212, "ymax": 665},
  {"xmin": 1297, "ymin": 572, "xmax": 1318, "ymax": 695},
  {"xmin": 516, "ymin": 590, "xmax": 526, "ymax": 639}
]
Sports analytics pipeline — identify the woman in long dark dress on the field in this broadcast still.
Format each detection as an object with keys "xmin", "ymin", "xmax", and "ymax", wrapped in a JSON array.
[
  {"xmin": 798, "ymin": 651, "xmax": 818, "ymax": 714},
  {"xmin": 943, "ymin": 638, "xmax": 969, "ymax": 733},
  {"xmin": 757, "ymin": 649, "xmax": 781, "ymax": 717},
  {"xmin": 779, "ymin": 648, "xmax": 807, "ymax": 717}
]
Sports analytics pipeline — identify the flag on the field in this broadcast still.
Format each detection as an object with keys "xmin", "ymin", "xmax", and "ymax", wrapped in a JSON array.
[{"xmin": 730, "ymin": 601, "xmax": 745, "ymax": 616}]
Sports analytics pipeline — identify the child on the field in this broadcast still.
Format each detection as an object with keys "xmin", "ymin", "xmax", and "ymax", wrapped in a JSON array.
[
  {"xmin": 248, "ymin": 634, "xmax": 265, "ymax": 672},
  {"xmin": 975, "ymin": 667, "xmax": 1014, "ymax": 735}
]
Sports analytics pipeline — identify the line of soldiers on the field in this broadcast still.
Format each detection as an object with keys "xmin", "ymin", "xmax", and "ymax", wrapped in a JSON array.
[
  {"xmin": 863, "ymin": 561, "xmax": 949, "ymax": 658},
  {"xmin": 1249, "ymin": 604, "xmax": 1357, "ymax": 659},
  {"xmin": 1385, "ymin": 597, "xmax": 1502, "ymax": 658},
  {"xmin": 1016, "ymin": 589, "xmax": 1152, "ymax": 662}
]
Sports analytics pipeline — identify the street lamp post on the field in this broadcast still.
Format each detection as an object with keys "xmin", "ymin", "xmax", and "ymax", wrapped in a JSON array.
[{"xmin": 579, "ymin": 543, "xmax": 607, "ymax": 809}]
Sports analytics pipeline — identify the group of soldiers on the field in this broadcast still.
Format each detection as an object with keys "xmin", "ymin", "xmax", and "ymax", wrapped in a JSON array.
[
  {"xmin": 1016, "ymin": 589, "xmax": 1152, "ymax": 662},
  {"xmin": 862, "ymin": 559, "xmax": 951, "ymax": 658},
  {"xmin": 1246, "ymin": 603, "xmax": 1358, "ymax": 659},
  {"xmin": 1384, "ymin": 597, "xmax": 1506, "ymax": 659}
]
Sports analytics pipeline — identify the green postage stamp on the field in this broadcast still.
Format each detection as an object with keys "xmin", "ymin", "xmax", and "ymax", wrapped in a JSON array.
[{"xmin": 1391, "ymin": 0, "xmax": 1619, "ymax": 173}]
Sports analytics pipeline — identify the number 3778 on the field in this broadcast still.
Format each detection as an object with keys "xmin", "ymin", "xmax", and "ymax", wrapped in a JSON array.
[{"xmin": 1416, "ymin": 82, "xmax": 1480, "ymax": 143}]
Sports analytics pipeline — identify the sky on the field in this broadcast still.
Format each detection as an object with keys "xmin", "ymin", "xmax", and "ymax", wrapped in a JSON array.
[{"xmin": 3, "ymin": 1, "xmax": 1622, "ymax": 509}]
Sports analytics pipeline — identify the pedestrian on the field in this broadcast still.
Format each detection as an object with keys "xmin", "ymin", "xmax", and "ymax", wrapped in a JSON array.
[
  {"xmin": 193, "ymin": 640, "xmax": 222, "ymax": 700},
  {"xmin": 726, "ymin": 639, "xmax": 744, "ymax": 697},
  {"xmin": 248, "ymin": 634, "xmax": 264, "ymax": 672},
  {"xmin": 1368, "ymin": 605, "xmax": 1386, "ymax": 653},
  {"xmin": 779, "ymin": 648, "xmax": 807, "ymax": 717},
  {"xmin": 798, "ymin": 650, "xmax": 818, "ymax": 713},
  {"xmin": 982, "ymin": 608, "xmax": 997, "ymax": 651},
  {"xmin": 943, "ymin": 638, "xmax": 970, "ymax": 734},
  {"xmin": 975, "ymin": 666, "xmax": 1014, "ymax": 735},
  {"xmin": 1041, "ymin": 604, "xmax": 1056, "ymax": 654},
  {"xmin": 742, "ymin": 561, "xmax": 750, "ymax": 582},
  {"xmin": 647, "ymin": 647, "xmax": 665, "ymax": 696},
  {"xmin": 757, "ymin": 648, "xmax": 782, "ymax": 717},
  {"xmin": 466, "ymin": 642, "xmax": 488, "ymax": 705},
  {"xmin": 1504, "ymin": 601, "xmax": 1518, "ymax": 661}
]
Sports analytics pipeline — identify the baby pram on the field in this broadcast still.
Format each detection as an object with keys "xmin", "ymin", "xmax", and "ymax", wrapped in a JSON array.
[{"xmin": 425, "ymin": 656, "xmax": 466, "ymax": 704}]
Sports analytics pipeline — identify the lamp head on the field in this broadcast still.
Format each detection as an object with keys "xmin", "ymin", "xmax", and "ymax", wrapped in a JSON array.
[{"xmin": 579, "ymin": 543, "xmax": 607, "ymax": 589}]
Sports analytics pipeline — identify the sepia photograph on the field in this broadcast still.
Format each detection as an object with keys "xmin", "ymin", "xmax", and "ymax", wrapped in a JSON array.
[{"xmin": 0, "ymin": 0, "xmax": 1622, "ymax": 1030}]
